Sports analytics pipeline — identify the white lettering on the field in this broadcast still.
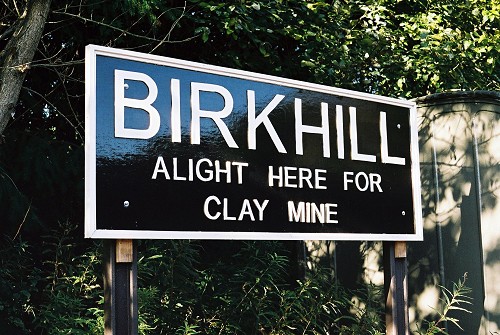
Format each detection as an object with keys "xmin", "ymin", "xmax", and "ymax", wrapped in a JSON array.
[
  {"xmin": 344, "ymin": 171, "xmax": 383, "ymax": 192},
  {"xmin": 253, "ymin": 199, "xmax": 269, "ymax": 221},
  {"xmin": 152, "ymin": 157, "xmax": 249, "ymax": 184},
  {"xmin": 171, "ymin": 78, "xmax": 181, "ymax": 143},
  {"xmin": 196, "ymin": 158, "xmax": 213, "ymax": 182},
  {"xmin": 114, "ymin": 70, "xmax": 160, "ymax": 139},
  {"xmin": 191, "ymin": 82, "xmax": 238, "ymax": 148},
  {"xmin": 151, "ymin": 156, "xmax": 170, "ymax": 179},
  {"xmin": 288, "ymin": 201, "xmax": 338, "ymax": 223},
  {"xmin": 344, "ymin": 171, "xmax": 354, "ymax": 190},
  {"xmin": 112, "ymin": 73, "xmax": 408, "ymax": 168},
  {"xmin": 247, "ymin": 91, "xmax": 286, "ymax": 153},
  {"xmin": 380, "ymin": 112, "xmax": 405, "ymax": 165},
  {"xmin": 336, "ymin": 105, "xmax": 345, "ymax": 159},
  {"xmin": 288, "ymin": 201, "xmax": 305, "ymax": 222},
  {"xmin": 295, "ymin": 99, "xmax": 330, "ymax": 158},
  {"xmin": 172, "ymin": 157, "xmax": 186, "ymax": 181},
  {"xmin": 315, "ymin": 169, "xmax": 327, "ymax": 189},
  {"xmin": 215, "ymin": 160, "xmax": 231, "ymax": 183},
  {"xmin": 350, "ymin": 107, "xmax": 376, "ymax": 163},
  {"xmin": 114, "ymin": 69, "xmax": 414, "ymax": 173},
  {"xmin": 284, "ymin": 166, "xmax": 298, "ymax": 188},
  {"xmin": 238, "ymin": 199, "xmax": 255, "ymax": 221},
  {"xmin": 369, "ymin": 173, "xmax": 383, "ymax": 192},
  {"xmin": 325, "ymin": 203, "xmax": 338, "ymax": 223},
  {"xmin": 311, "ymin": 202, "xmax": 323, "ymax": 223},
  {"xmin": 204, "ymin": 195, "xmax": 221, "ymax": 220},
  {"xmin": 270, "ymin": 166, "xmax": 327, "ymax": 189},
  {"xmin": 232, "ymin": 162, "xmax": 249, "ymax": 184},
  {"xmin": 298, "ymin": 168, "xmax": 313, "ymax": 189},
  {"xmin": 223, "ymin": 198, "xmax": 236, "ymax": 220},
  {"xmin": 268, "ymin": 166, "xmax": 283, "ymax": 187},
  {"xmin": 188, "ymin": 159, "xmax": 194, "ymax": 181},
  {"xmin": 204, "ymin": 196, "xmax": 268, "ymax": 221},
  {"xmin": 355, "ymin": 172, "xmax": 369, "ymax": 191}
]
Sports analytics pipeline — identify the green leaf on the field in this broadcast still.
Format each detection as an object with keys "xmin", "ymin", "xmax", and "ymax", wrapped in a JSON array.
[{"xmin": 251, "ymin": 3, "xmax": 260, "ymax": 11}]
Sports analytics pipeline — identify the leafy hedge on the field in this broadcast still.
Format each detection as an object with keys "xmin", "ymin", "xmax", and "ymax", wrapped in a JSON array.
[{"xmin": 0, "ymin": 222, "xmax": 385, "ymax": 334}]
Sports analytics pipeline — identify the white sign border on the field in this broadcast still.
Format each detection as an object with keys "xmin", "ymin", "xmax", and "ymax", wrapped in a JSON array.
[{"xmin": 85, "ymin": 44, "xmax": 423, "ymax": 241}]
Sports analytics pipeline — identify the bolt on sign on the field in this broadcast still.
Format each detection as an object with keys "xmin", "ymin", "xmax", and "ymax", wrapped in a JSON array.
[{"xmin": 85, "ymin": 45, "xmax": 423, "ymax": 241}]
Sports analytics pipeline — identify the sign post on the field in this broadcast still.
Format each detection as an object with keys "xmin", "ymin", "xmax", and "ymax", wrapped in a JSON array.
[
  {"xmin": 103, "ymin": 240, "xmax": 138, "ymax": 335},
  {"xmin": 384, "ymin": 241, "xmax": 409, "ymax": 335},
  {"xmin": 85, "ymin": 44, "xmax": 423, "ymax": 334}
]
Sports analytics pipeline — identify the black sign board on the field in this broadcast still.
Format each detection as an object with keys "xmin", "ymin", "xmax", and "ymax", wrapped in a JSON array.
[{"xmin": 85, "ymin": 45, "xmax": 422, "ymax": 240}]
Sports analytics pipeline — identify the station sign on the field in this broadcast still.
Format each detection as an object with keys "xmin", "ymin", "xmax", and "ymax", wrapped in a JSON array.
[{"xmin": 85, "ymin": 44, "xmax": 423, "ymax": 240}]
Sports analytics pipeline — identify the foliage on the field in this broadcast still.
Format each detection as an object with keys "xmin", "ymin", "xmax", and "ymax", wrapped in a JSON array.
[
  {"xmin": 34, "ymin": 221, "xmax": 103, "ymax": 334},
  {"xmin": 2, "ymin": 0, "xmax": 498, "ymax": 148},
  {"xmin": 0, "ymin": 129, "xmax": 83, "ymax": 237},
  {"xmin": 415, "ymin": 274, "xmax": 472, "ymax": 335},
  {"xmin": 0, "ymin": 227, "xmax": 386, "ymax": 334},
  {"xmin": 182, "ymin": 0, "xmax": 499, "ymax": 97},
  {"xmin": 0, "ymin": 221, "xmax": 103, "ymax": 334},
  {"xmin": 335, "ymin": 284, "xmax": 384, "ymax": 335},
  {"xmin": 135, "ymin": 240, "xmax": 383, "ymax": 334},
  {"xmin": 0, "ymin": 221, "xmax": 471, "ymax": 334},
  {"xmin": 0, "ymin": 236, "xmax": 39, "ymax": 333}
]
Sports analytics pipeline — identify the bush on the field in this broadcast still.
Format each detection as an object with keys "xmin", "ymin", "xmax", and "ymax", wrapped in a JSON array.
[
  {"xmin": 0, "ymin": 236, "xmax": 39, "ymax": 333},
  {"xmin": 1, "ymin": 224, "xmax": 389, "ymax": 334},
  {"xmin": 3, "ymin": 222, "xmax": 472, "ymax": 335},
  {"xmin": 135, "ymin": 240, "xmax": 384, "ymax": 334},
  {"xmin": 0, "ymin": 222, "xmax": 103, "ymax": 334},
  {"xmin": 34, "ymin": 222, "xmax": 103, "ymax": 334}
]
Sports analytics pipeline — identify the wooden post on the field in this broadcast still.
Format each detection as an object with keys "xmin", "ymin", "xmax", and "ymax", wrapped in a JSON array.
[
  {"xmin": 384, "ymin": 241, "xmax": 409, "ymax": 335},
  {"xmin": 104, "ymin": 239, "xmax": 138, "ymax": 335}
]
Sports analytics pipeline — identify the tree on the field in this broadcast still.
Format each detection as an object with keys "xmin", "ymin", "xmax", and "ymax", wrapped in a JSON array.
[
  {"xmin": 0, "ymin": 0, "xmax": 51, "ymax": 134},
  {"xmin": 2, "ymin": 0, "xmax": 499, "ymax": 137}
]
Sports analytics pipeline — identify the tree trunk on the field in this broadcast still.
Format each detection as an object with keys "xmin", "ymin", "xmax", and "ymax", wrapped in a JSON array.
[{"xmin": 0, "ymin": 0, "xmax": 52, "ymax": 135}]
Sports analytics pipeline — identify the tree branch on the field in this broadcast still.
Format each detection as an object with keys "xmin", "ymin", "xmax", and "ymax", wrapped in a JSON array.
[
  {"xmin": 52, "ymin": 6, "xmax": 199, "ymax": 45},
  {"xmin": 0, "ymin": 0, "xmax": 52, "ymax": 135}
]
